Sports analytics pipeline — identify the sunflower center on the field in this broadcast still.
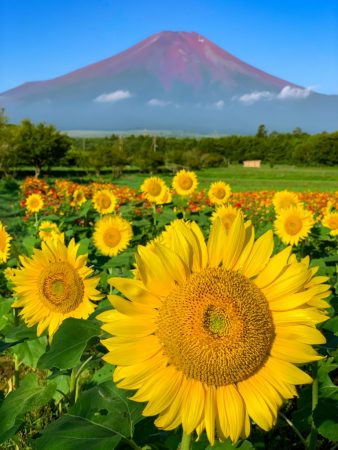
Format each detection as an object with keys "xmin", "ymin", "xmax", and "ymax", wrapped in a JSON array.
[
  {"xmin": 30, "ymin": 198, "xmax": 40, "ymax": 208},
  {"xmin": 99, "ymin": 195, "xmax": 112, "ymax": 210},
  {"xmin": 39, "ymin": 261, "xmax": 84, "ymax": 313},
  {"xmin": 215, "ymin": 188, "xmax": 226, "ymax": 199},
  {"xmin": 148, "ymin": 182, "xmax": 162, "ymax": 196},
  {"xmin": 179, "ymin": 176, "xmax": 193, "ymax": 190},
  {"xmin": 285, "ymin": 216, "xmax": 302, "ymax": 235},
  {"xmin": 157, "ymin": 267, "xmax": 274, "ymax": 386},
  {"xmin": 103, "ymin": 228, "xmax": 121, "ymax": 247}
]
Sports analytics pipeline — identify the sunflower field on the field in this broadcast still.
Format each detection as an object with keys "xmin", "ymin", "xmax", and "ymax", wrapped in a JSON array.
[{"xmin": 0, "ymin": 172, "xmax": 337, "ymax": 450}]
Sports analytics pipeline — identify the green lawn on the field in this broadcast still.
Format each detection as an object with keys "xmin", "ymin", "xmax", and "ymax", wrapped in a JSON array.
[{"xmin": 106, "ymin": 165, "xmax": 338, "ymax": 192}]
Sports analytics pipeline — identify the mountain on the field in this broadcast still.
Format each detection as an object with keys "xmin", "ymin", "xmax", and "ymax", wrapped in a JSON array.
[{"xmin": 1, "ymin": 31, "xmax": 337, "ymax": 134}]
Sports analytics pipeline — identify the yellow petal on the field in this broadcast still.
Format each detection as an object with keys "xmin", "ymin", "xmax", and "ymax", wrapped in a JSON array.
[
  {"xmin": 271, "ymin": 337, "xmax": 322, "ymax": 363},
  {"xmin": 181, "ymin": 379, "xmax": 205, "ymax": 434},
  {"xmin": 237, "ymin": 378, "xmax": 275, "ymax": 431},
  {"xmin": 242, "ymin": 230, "xmax": 274, "ymax": 279},
  {"xmin": 264, "ymin": 357, "xmax": 312, "ymax": 384},
  {"xmin": 208, "ymin": 218, "xmax": 227, "ymax": 267},
  {"xmin": 110, "ymin": 277, "xmax": 161, "ymax": 307},
  {"xmin": 217, "ymin": 384, "xmax": 246, "ymax": 443},
  {"xmin": 222, "ymin": 212, "xmax": 246, "ymax": 270},
  {"xmin": 254, "ymin": 246, "xmax": 292, "ymax": 289}
]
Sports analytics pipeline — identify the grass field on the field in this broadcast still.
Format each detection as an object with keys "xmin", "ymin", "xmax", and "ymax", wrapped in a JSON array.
[{"xmin": 89, "ymin": 164, "xmax": 338, "ymax": 192}]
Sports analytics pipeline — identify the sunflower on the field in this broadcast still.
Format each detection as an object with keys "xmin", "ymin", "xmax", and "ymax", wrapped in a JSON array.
[
  {"xmin": 172, "ymin": 170, "xmax": 198, "ymax": 196},
  {"xmin": 11, "ymin": 239, "xmax": 102, "ymax": 338},
  {"xmin": 273, "ymin": 190, "xmax": 300, "ymax": 214},
  {"xmin": 92, "ymin": 190, "xmax": 116, "ymax": 214},
  {"xmin": 140, "ymin": 177, "xmax": 167, "ymax": 204},
  {"xmin": 0, "ymin": 221, "xmax": 12, "ymax": 264},
  {"xmin": 99, "ymin": 213, "xmax": 329, "ymax": 444},
  {"xmin": 158, "ymin": 187, "xmax": 172, "ymax": 205},
  {"xmin": 211, "ymin": 204, "xmax": 242, "ymax": 232},
  {"xmin": 72, "ymin": 189, "xmax": 87, "ymax": 207},
  {"xmin": 26, "ymin": 193, "xmax": 44, "ymax": 213},
  {"xmin": 274, "ymin": 205, "xmax": 315, "ymax": 246},
  {"xmin": 208, "ymin": 181, "xmax": 231, "ymax": 205},
  {"xmin": 39, "ymin": 221, "xmax": 61, "ymax": 241},
  {"xmin": 93, "ymin": 215, "xmax": 133, "ymax": 257},
  {"xmin": 322, "ymin": 211, "xmax": 338, "ymax": 236}
]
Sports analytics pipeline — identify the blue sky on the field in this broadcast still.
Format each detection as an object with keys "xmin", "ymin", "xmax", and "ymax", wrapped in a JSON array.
[{"xmin": 1, "ymin": 0, "xmax": 337, "ymax": 94}]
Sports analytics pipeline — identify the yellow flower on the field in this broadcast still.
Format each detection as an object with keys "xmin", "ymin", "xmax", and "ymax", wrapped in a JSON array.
[
  {"xmin": 72, "ymin": 189, "xmax": 86, "ymax": 207},
  {"xmin": 93, "ymin": 215, "xmax": 133, "ymax": 257},
  {"xmin": 4, "ymin": 267, "xmax": 16, "ymax": 282},
  {"xmin": 172, "ymin": 169, "xmax": 198, "ymax": 196},
  {"xmin": 208, "ymin": 181, "xmax": 231, "ymax": 205},
  {"xmin": 322, "ymin": 211, "xmax": 338, "ymax": 236},
  {"xmin": 274, "ymin": 205, "xmax": 315, "ymax": 246},
  {"xmin": 211, "ymin": 204, "xmax": 242, "ymax": 232},
  {"xmin": 26, "ymin": 193, "xmax": 44, "ymax": 213},
  {"xmin": 39, "ymin": 221, "xmax": 59, "ymax": 240},
  {"xmin": 273, "ymin": 190, "xmax": 300, "ymax": 213},
  {"xmin": 99, "ymin": 213, "xmax": 329, "ymax": 444},
  {"xmin": 92, "ymin": 190, "xmax": 116, "ymax": 214},
  {"xmin": 141, "ymin": 177, "xmax": 167, "ymax": 203},
  {"xmin": 0, "ymin": 221, "xmax": 12, "ymax": 264},
  {"xmin": 11, "ymin": 239, "xmax": 102, "ymax": 338},
  {"xmin": 157, "ymin": 187, "xmax": 172, "ymax": 205}
]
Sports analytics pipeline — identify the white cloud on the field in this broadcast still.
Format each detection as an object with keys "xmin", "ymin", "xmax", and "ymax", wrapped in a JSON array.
[
  {"xmin": 94, "ymin": 90, "xmax": 131, "ymax": 103},
  {"xmin": 277, "ymin": 85, "xmax": 311, "ymax": 100},
  {"xmin": 238, "ymin": 91, "xmax": 274, "ymax": 104},
  {"xmin": 237, "ymin": 85, "xmax": 312, "ymax": 104},
  {"xmin": 147, "ymin": 98, "xmax": 170, "ymax": 107},
  {"xmin": 214, "ymin": 100, "xmax": 224, "ymax": 110}
]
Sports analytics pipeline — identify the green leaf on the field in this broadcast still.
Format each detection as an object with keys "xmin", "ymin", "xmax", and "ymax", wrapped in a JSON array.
[
  {"xmin": 323, "ymin": 316, "xmax": 338, "ymax": 335},
  {"xmin": 0, "ymin": 373, "xmax": 56, "ymax": 443},
  {"xmin": 10, "ymin": 336, "xmax": 47, "ymax": 368},
  {"xmin": 0, "ymin": 298, "xmax": 12, "ymax": 331},
  {"xmin": 70, "ymin": 380, "xmax": 144, "ymax": 439},
  {"xmin": 102, "ymin": 252, "xmax": 132, "ymax": 269},
  {"xmin": 32, "ymin": 415, "xmax": 121, "ymax": 450},
  {"xmin": 22, "ymin": 235, "xmax": 39, "ymax": 255},
  {"xmin": 313, "ymin": 394, "xmax": 338, "ymax": 442},
  {"xmin": 90, "ymin": 364, "xmax": 114, "ymax": 384},
  {"xmin": 37, "ymin": 318, "xmax": 100, "ymax": 370},
  {"xmin": 5, "ymin": 322, "xmax": 38, "ymax": 340}
]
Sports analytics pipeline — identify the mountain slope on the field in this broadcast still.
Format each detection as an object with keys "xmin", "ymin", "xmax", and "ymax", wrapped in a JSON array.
[{"xmin": 1, "ymin": 31, "xmax": 337, "ymax": 134}]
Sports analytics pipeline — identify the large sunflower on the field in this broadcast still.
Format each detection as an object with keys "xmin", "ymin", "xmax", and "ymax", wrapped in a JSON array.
[
  {"xmin": 141, "ymin": 177, "xmax": 167, "ymax": 204},
  {"xmin": 274, "ymin": 205, "xmax": 314, "ymax": 246},
  {"xmin": 92, "ymin": 190, "xmax": 116, "ymax": 214},
  {"xmin": 208, "ymin": 181, "xmax": 231, "ymax": 205},
  {"xmin": 322, "ymin": 211, "xmax": 338, "ymax": 236},
  {"xmin": 93, "ymin": 215, "xmax": 133, "ymax": 257},
  {"xmin": 99, "ymin": 213, "xmax": 329, "ymax": 444},
  {"xmin": 273, "ymin": 190, "xmax": 300, "ymax": 214},
  {"xmin": 26, "ymin": 193, "xmax": 44, "ymax": 213},
  {"xmin": 12, "ymin": 239, "xmax": 102, "ymax": 338},
  {"xmin": 0, "ymin": 221, "xmax": 12, "ymax": 264},
  {"xmin": 172, "ymin": 169, "xmax": 198, "ymax": 196}
]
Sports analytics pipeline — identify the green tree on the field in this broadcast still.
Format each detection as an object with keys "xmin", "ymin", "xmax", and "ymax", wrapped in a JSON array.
[
  {"xmin": 256, "ymin": 124, "xmax": 268, "ymax": 138},
  {"xmin": 0, "ymin": 111, "xmax": 19, "ymax": 177},
  {"xmin": 16, "ymin": 120, "xmax": 71, "ymax": 177}
]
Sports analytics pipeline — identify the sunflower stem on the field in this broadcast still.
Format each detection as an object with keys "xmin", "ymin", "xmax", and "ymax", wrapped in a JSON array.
[
  {"xmin": 307, "ymin": 363, "xmax": 319, "ymax": 450},
  {"xmin": 152, "ymin": 204, "xmax": 157, "ymax": 228},
  {"xmin": 279, "ymin": 412, "xmax": 306, "ymax": 445},
  {"xmin": 180, "ymin": 431, "xmax": 192, "ymax": 450}
]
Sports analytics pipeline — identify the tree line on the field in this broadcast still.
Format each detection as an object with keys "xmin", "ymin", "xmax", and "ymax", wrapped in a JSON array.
[{"xmin": 0, "ymin": 115, "xmax": 337, "ymax": 177}]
